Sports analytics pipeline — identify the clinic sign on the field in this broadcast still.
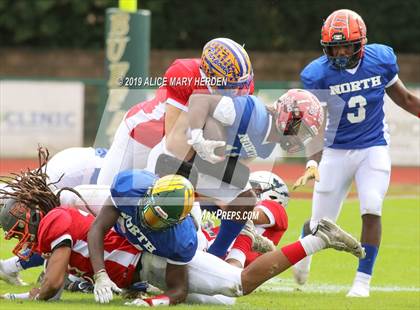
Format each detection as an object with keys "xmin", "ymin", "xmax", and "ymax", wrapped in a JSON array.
[{"xmin": 0, "ymin": 80, "xmax": 84, "ymax": 157}]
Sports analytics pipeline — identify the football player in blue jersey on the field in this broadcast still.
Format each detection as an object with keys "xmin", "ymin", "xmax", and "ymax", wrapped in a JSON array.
[
  {"xmin": 87, "ymin": 170, "xmax": 366, "ymax": 306},
  {"xmin": 292, "ymin": 9, "xmax": 420, "ymax": 297},
  {"xmin": 88, "ymin": 171, "xmax": 198, "ymax": 304},
  {"xmin": 147, "ymin": 89, "xmax": 323, "ymax": 260}
]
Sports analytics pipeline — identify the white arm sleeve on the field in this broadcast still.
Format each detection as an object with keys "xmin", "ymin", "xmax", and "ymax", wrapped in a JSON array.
[{"xmin": 212, "ymin": 96, "xmax": 236, "ymax": 126}]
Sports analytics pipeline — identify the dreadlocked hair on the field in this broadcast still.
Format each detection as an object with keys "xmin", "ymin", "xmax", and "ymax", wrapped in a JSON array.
[{"xmin": 0, "ymin": 146, "xmax": 91, "ymax": 215}]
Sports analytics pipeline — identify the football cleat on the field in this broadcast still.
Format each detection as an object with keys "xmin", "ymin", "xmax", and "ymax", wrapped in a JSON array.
[
  {"xmin": 240, "ymin": 220, "xmax": 276, "ymax": 253},
  {"xmin": 347, "ymin": 272, "xmax": 371, "ymax": 297},
  {"xmin": 346, "ymin": 281, "xmax": 370, "ymax": 297},
  {"xmin": 313, "ymin": 218, "xmax": 366, "ymax": 258},
  {"xmin": 0, "ymin": 260, "xmax": 28, "ymax": 286}
]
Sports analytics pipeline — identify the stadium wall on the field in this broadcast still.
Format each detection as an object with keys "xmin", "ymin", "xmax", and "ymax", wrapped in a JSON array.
[{"xmin": 0, "ymin": 49, "xmax": 419, "ymax": 82}]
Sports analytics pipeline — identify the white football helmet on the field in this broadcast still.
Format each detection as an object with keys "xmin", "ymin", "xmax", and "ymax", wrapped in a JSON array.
[{"xmin": 249, "ymin": 171, "xmax": 289, "ymax": 207}]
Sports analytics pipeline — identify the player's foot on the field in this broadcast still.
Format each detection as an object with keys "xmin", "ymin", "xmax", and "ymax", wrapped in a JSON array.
[
  {"xmin": 347, "ymin": 271, "xmax": 371, "ymax": 297},
  {"xmin": 347, "ymin": 280, "xmax": 370, "ymax": 297},
  {"xmin": 253, "ymin": 234, "xmax": 276, "ymax": 253},
  {"xmin": 314, "ymin": 218, "xmax": 366, "ymax": 258},
  {"xmin": 292, "ymin": 255, "xmax": 312, "ymax": 285},
  {"xmin": 0, "ymin": 260, "xmax": 28, "ymax": 286},
  {"xmin": 240, "ymin": 220, "xmax": 276, "ymax": 253}
]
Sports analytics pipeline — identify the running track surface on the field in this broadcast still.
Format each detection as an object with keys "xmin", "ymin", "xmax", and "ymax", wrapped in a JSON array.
[{"xmin": 1, "ymin": 159, "xmax": 418, "ymax": 185}]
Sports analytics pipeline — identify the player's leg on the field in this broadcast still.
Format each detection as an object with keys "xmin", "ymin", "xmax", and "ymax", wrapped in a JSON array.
[
  {"xmin": 207, "ymin": 190, "xmax": 257, "ymax": 258},
  {"xmin": 347, "ymin": 146, "xmax": 390, "ymax": 297},
  {"xmin": 0, "ymin": 252, "xmax": 44, "ymax": 286},
  {"xmin": 293, "ymin": 148, "xmax": 357, "ymax": 285},
  {"xmin": 96, "ymin": 120, "xmax": 133, "ymax": 185},
  {"xmin": 46, "ymin": 147, "xmax": 98, "ymax": 187},
  {"xmin": 241, "ymin": 218, "xmax": 364, "ymax": 294}
]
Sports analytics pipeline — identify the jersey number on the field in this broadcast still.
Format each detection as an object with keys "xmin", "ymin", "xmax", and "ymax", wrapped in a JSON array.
[{"xmin": 347, "ymin": 95, "xmax": 367, "ymax": 123}]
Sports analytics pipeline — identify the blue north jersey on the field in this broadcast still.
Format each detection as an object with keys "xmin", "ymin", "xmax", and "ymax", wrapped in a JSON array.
[
  {"xmin": 225, "ymin": 95, "xmax": 276, "ymax": 158},
  {"xmin": 301, "ymin": 44, "xmax": 399, "ymax": 149},
  {"xmin": 110, "ymin": 169, "xmax": 198, "ymax": 264}
]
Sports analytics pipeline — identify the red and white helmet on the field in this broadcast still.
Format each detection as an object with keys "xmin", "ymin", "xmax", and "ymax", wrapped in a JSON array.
[
  {"xmin": 275, "ymin": 89, "xmax": 323, "ymax": 153},
  {"xmin": 321, "ymin": 9, "xmax": 367, "ymax": 69},
  {"xmin": 249, "ymin": 170, "xmax": 289, "ymax": 207}
]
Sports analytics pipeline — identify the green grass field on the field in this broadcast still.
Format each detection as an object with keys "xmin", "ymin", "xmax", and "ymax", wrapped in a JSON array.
[{"xmin": 1, "ymin": 194, "xmax": 419, "ymax": 309}]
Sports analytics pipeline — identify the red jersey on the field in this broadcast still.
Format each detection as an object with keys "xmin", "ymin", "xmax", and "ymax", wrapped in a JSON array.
[
  {"xmin": 36, "ymin": 207, "xmax": 141, "ymax": 288},
  {"xmin": 124, "ymin": 58, "xmax": 255, "ymax": 148},
  {"xmin": 253, "ymin": 199, "xmax": 288, "ymax": 246},
  {"xmin": 202, "ymin": 200, "xmax": 288, "ymax": 267}
]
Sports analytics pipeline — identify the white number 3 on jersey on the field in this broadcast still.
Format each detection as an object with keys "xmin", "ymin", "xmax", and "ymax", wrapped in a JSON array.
[{"xmin": 347, "ymin": 95, "xmax": 367, "ymax": 123}]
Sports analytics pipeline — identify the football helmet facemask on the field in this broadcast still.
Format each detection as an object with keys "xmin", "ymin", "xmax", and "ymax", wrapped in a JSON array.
[{"xmin": 0, "ymin": 198, "xmax": 44, "ymax": 260}]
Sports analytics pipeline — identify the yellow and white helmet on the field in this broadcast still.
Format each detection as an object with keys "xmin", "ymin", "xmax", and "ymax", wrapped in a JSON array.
[
  {"xmin": 140, "ymin": 175, "xmax": 195, "ymax": 231},
  {"xmin": 200, "ymin": 38, "xmax": 253, "ymax": 91}
]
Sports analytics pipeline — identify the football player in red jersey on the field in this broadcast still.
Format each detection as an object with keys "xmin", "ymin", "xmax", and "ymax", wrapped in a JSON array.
[
  {"xmin": 226, "ymin": 171, "xmax": 289, "ymax": 268},
  {"xmin": 97, "ymin": 38, "xmax": 254, "ymax": 185},
  {"xmin": 95, "ymin": 38, "xmax": 255, "ymax": 261},
  {"xmin": 1, "ymin": 164, "xmax": 365, "ymax": 306}
]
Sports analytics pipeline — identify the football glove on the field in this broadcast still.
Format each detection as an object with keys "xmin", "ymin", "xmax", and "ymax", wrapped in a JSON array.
[
  {"xmin": 187, "ymin": 129, "xmax": 225, "ymax": 164},
  {"xmin": 93, "ymin": 269, "xmax": 122, "ymax": 304},
  {"xmin": 293, "ymin": 161, "xmax": 320, "ymax": 190}
]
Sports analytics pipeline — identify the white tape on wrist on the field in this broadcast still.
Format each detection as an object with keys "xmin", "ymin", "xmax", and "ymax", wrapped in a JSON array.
[
  {"xmin": 306, "ymin": 160, "xmax": 318, "ymax": 169},
  {"xmin": 189, "ymin": 128, "xmax": 204, "ymax": 144}
]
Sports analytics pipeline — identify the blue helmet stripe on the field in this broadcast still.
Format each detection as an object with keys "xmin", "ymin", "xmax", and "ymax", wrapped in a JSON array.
[
  {"xmin": 204, "ymin": 57, "xmax": 225, "ymax": 76},
  {"xmin": 214, "ymin": 39, "xmax": 244, "ymax": 77}
]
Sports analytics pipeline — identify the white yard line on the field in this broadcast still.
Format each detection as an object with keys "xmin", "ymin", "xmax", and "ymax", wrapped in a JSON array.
[{"xmin": 257, "ymin": 278, "xmax": 420, "ymax": 293}]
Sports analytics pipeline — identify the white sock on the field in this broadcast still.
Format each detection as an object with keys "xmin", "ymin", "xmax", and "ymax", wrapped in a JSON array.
[
  {"xmin": 226, "ymin": 249, "xmax": 246, "ymax": 268},
  {"xmin": 300, "ymin": 235, "xmax": 326, "ymax": 256},
  {"xmin": 354, "ymin": 271, "xmax": 372, "ymax": 285},
  {"xmin": 1, "ymin": 256, "xmax": 22, "ymax": 274}
]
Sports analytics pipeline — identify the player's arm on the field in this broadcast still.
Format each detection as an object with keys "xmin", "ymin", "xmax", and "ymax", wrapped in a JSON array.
[
  {"xmin": 187, "ymin": 94, "xmax": 234, "ymax": 163},
  {"xmin": 164, "ymin": 263, "xmax": 189, "ymax": 304},
  {"xmin": 127, "ymin": 263, "xmax": 188, "ymax": 306},
  {"xmin": 87, "ymin": 199, "xmax": 122, "ymax": 303},
  {"xmin": 386, "ymin": 79, "xmax": 420, "ymax": 117},
  {"xmin": 88, "ymin": 199, "xmax": 119, "ymax": 273},
  {"xmin": 165, "ymin": 108, "xmax": 195, "ymax": 161},
  {"xmin": 37, "ymin": 246, "xmax": 71, "ymax": 300}
]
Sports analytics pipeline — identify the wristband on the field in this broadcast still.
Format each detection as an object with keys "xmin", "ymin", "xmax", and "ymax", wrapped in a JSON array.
[
  {"xmin": 189, "ymin": 128, "xmax": 204, "ymax": 144},
  {"xmin": 306, "ymin": 160, "xmax": 318, "ymax": 169},
  {"xmin": 144, "ymin": 294, "xmax": 170, "ymax": 306},
  {"xmin": 93, "ymin": 269, "xmax": 107, "ymax": 281}
]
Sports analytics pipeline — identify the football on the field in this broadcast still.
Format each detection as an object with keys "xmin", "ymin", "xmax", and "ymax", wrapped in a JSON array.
[{"xmin": 203, "ymin": 116, "xmax": 227, "ymax": 156}]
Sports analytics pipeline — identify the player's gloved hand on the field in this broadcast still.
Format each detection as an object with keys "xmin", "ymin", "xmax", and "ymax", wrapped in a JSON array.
[
  {"xmin": 124, "ymin": 294, "xmax": 170, "ymax": 307},
  {"xmin": 187, "ymin": 128, "xmax": 226, "ymax": 164},
  {"xmin": 93, "ymin": 269, "xmax": 122, "ymax": 304},
  {"xmin": 293, "ymin": 160, "xmax": 320, "ymax": 190}
]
